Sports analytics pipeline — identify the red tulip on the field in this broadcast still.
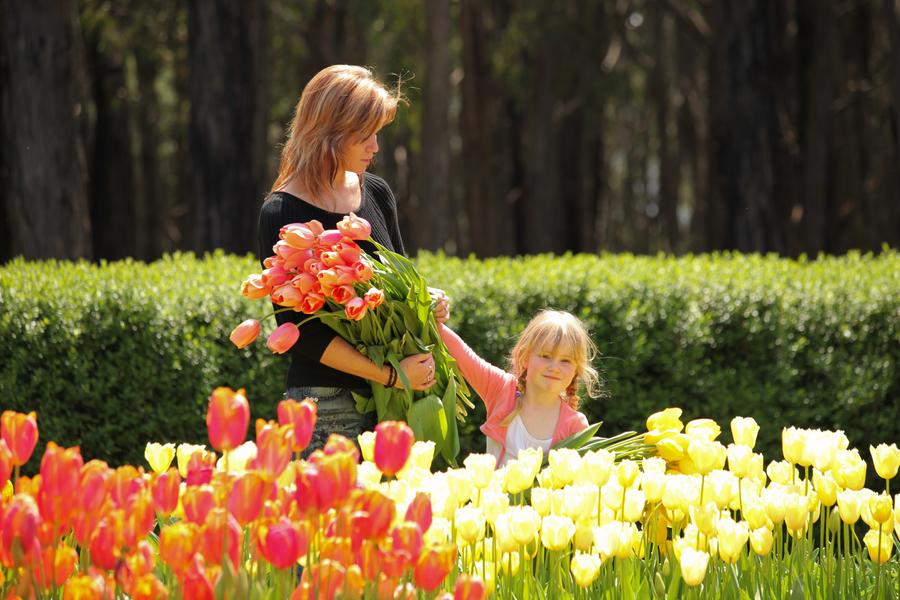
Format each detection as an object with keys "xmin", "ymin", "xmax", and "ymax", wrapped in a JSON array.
[
  {"xmin": 109, "ymin": 465, "xmax": 144, "ymax": 509},
  {"xmin": 312, "ymin": 450, "xmax": 356, "ymax": 509},
  {"xmin": 374, "ymin": 421, "xmax": 414, "ymax": 477},
  {"xmin": 151, "ymin": 468, "xmax": 181, "ymax": 515},
  {"xmin": 227, "ymin": 472, "xmax": 266, "ymax": 525},
  {"xmin": 89, "ymin": 514, "xmax": 122, "ymax": 571},
  {"xmin": 414, "ymin": 544, "xmax": 456, "ymax": 592},
  {"xmin": 258, "ymin": 517, "xmax": 308, "ymax": 570},
  {"xmin": 180, "ymin": 554, "xmax": 216, "ymax": 600},
  {"xmin": 80, "ymin": 460, "xmax": 112, "ymax": 513},
  {"xmin": 229, "ymin": 319, "xmax": 260, "ymax": 349},
  {"xmin": 391, "ymin": 522, "xmax": 424, "ymax": 567},
  {"xmin": 364, "ymin": 287, "xmax": 385, "ymax": 309},
  {"xmin": 330, "ymin": 284, "xmax": 356, "ymax": 305},
  {"xmin": 1, "ymin": 493, "xmax": 41, "ymax": 565},
  {"xmin": 336, "ymin": 213, "xmax": 372, "ymax": 241},
  {"xmin": 1, "ymin": 410, "xmax": 38, "ymax": 467},
  {"xmin": 266, "ymin": 322, "xmax": 300, "ymax": 354},
  {"xmin": 298, "ymin": 292, "xmax": 326, "ymax": 315},
  {"xmin": 185, "ymin": 450, "xmax": 216, "ymax": 486},
  {"xmin": 353, "ymin": 489, "xmax": 395, "ymax": 540},
  {"xmin": 36, "ymin": 545, "xmax": 77, "ymax": 589},
  {"xmin": 38, "ymin": 442, "xmax": 83, "ymax": 528},
  {"xmin": 297, "ymin": 559, "xmax": 345, "ymax": 599},
  {"xmin": 277, "ymin": 398, "xmax": 317, "ymax": 453},
  {"xmin": 249, "ymin": 420, "xmax": 292, "ymax": 480},
  {"xmin": 122, "ymin": 493, "xmax": 156, "ymax": 549},
  {"xmin": 405, "ymin": 491, "xmax": 433, "ymax": 534},
  {"xmin": 206, "ymin": 387, "xmax": 250, "ymax": 452},
  {"xmin": 454, "ymin": 574, "xmax": 487, "ymax": 600}
]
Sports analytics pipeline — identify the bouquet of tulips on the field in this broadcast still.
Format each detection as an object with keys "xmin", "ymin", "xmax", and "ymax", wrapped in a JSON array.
[{"xmin": 229, "ymin": 213, "xmax": 473, "ymax": 463}]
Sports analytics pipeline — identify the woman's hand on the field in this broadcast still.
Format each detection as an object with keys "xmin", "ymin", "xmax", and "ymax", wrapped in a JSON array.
[
  {"xmin": 397, "ymin": 353, "xmax": 437, "ymax": 390},
  {"xmin": 429, "ymin": 287, "xmax": 451, "ymax": 324}
]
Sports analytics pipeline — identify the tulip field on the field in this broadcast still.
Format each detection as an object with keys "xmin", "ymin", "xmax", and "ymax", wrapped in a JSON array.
[{"xmin": 1, "ymin": 388, "xmax": 899, "ymax": 599}]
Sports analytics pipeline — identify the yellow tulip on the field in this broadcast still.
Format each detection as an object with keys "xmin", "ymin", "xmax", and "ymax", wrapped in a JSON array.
[
  {"xmin": 784, "ymin": 493, "xmax": 809, "ymax": 534},
  {"xmin": 505, "ymin": 458, "xmax": 536, "ymax": 495},
  {"xmin": 492, "ymin": 513, "xmax": 517, "ymax": 554},
  {"xmin": 813, "ymin": 470, "xmax": 838, "ymax": 507},
  {"xmin": 641, "ymin": 471, "xmax": 666, "ymax": 503},
  {"xmin": 1, "ymin": 480, "xmax": 12, "ymax": 501},
  {"xmin": 175, "ymin": 443, "xmax": 207, "ymax": 478},
  {"xmin": 863, "ymin": 528, "xmax": 893, "ymax": 564},
  {"xmin": 573, "ymin": 518, "xmax": 595, "ymax": 552},
  {"xmin": 837, "ymin": 490, "xmax": 863, "ymax": 525},
  {"xmin": 424, "ymin": 517, "xmax": 453, "ymax": 545},
  {"xmin": 834, "ymin": 449, "xmax": 866, "ymax": 491},
  {"xmin": 563, "ymin": 484, "xmax": 598, "ymax": 522},
  {"xmin": 716, "ymin": 517, "xmax": 750, "ymax": 564},
  {"xmin": 447, "ymin": 468, "xmax": 474, "ymax": 505},
  {"xmin": 644, "ymin": 428, "xmax": 680, "ymax": 445},
  {"xmin": 730, "ymin": 416, "xmax": 759, "ymax": 449},
  {"xmin": 508, "ymin": 505, "xmax": 540, "ymax": 546},
  {"xmin": 742, "ymin": 498, "xmax": 773, "ymax": 530},
  {"xmin": 616, "ymin": 460, "xmax": 639, "ymax": 488},
  {"xmin": 870, "ymin": 493, "xmax": 893, "ymax": 524},
  {"xmin": 401, "ymin": 440, "xmax": 435, "ymax": 474},
  {"xmin": 894, "ymin": 494, "xmax": 900, "ymax": 538},
  {"xmin": 144, "ymin": 442, "xmax": 176, "ymax": 474},
  {"xmin": 455, "ymin": 505, "xmax": 486, "ymax": 543},
  {"xmin": 216, "ymin": 440, "xmax": 257, "ymax": 473},
  {"xmin": 578, "ymin": 449, "xmax": 615, "ymax": 487},
  {"xmin": 570, "ymin": 552, "xmax": 601, "ymax": 588},
  {"xmin": 781, "ymin": 427, "xmax": 805, "ymax": 466},
  {"xmin": 749, "ymin": 526, "xmax": 774, "ymax": 556},
  {"xmin": 357, "ymin": 431, "xmax": 375, "ymax": 462},
  {"xmin": 464, "ymin": 453, "xmax": 496, "ymax": 489},
  {"xmin": 531, "ymin": 487, "xmax": 551, "ymax": 518},
  {"xmin": 357, "ymin": 461, "xmax": 382, "ymax": 487},
  {"xmin": 541, "ymin": 515, "xmax": 576, "ymax": 551},
  {"xmin": 657, "ymin": 437, "xmax": 687, "ymax": 462},
  {"xmin": 705, "ymin": 470, "xmax": 738, "ymax": 508},
  {"xmin": 762, "ymin": 487, "xmax": 787, "ymax": 525},
  {"xmin": 647, "ymin": 407, "xmax": 683, "ymax": 433},
  {"xmin": 548, "ymin": 449, "xmax": 582, "ymax": 486},
  {"xmin": 766, "ymin": 460, "xmax": 797, "ymax": 485},
  {"xmin": 642, "ymin": 456, "xmax": 667, "ymax": 475},
  {"xmin": 622, "ymin": 489, "xmax": 647, "ymax": 523},
  {"xmin": 687, "ymin": 439, "xmax": 725, "ymax": 475},
  {"xmin": 498, "ymin": 551, "xmax": 521, "ymax": 576},
  {"xmin": 690, "ymin": 501, "xmax": 719, "ymax": 536},
  {"xmin": 480, "ymin": 487, "xmax": 510, "ymax": 523},
  {"xmin": 870, "ymin": 443, "xmax": 900, "ymax": 481},
  {"xmin": 517, "ymin": 446, "xmax": 544, "ymax": 480},
  {"xmin": 685, "ymin": 418, "xmax": 721, "ymax": 441},
  {"xmin": 679, "ymin": 548, "xmax": 709, "ymax": 587}
]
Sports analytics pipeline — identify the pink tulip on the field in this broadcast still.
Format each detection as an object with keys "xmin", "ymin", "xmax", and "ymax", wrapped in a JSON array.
[
  {"xmin": 316, "ymin": 268, "xmax": 339, "ymax": 288},
  {"xmin": 307, "ymin": 219, "xmax": 325, "ymax": 235},
  {"xmin": 261, "ymin": 264, "xmax": 290, "ymax": 288},
  {"xmin": 405, "ymin": 492, "xmax": 433, "ymax": 533},
  {"xmin": 364, "ymin": 287, "xmax": 385, "ymax": 309},
  {"xmin": 229, "ymin": 319, "xmax": 260, "ymax": 349},
  {"xmin": 374, "ymin": 421, "xmax": 414, "ymax": 477},
  {"xmin": 267, "ymin": 323, "xmax": 300, "ymax": 354},
  {"xmin": 249, "ymin": 420, "xmax": 292, "ymax": 480},
  {"xmin": 271, "ymin": 283, "xmax": 303, "ymax": 308},
  {"xmin": 337, "ymin": 213, "xmax": 372, "ymax": 240},
  {"xmin": 280, "ymin": 223, "xmax": 316, "ymax": 249},
  {"xmin": 205, "ymin": 387, "xmax": 250, "ymax": 451},
  {"xmin": 291, "ymin": 272, "xmax": 319, "ymax": 294},
  {"xmin": 0, "ymin": 440, "xmax": 11, "ymax": 488},
  {"xmin": 1, "ymin": 494, "xmax": 41, "ymax": 565},
  {"xmin": 318, "ymin": 229, "xmax": 344, "ymax": 247},
  {"xmin": 335, "ymin": 240, "xmax": 362, "ymax": 263},
  {"xmin": 259, "ymin": 517, "xmax": 309, "ymax": 570},
  {"xmin": 344, "ymin": 297, "xmax": 367, "ymax": 321},
  {"xmin": 283, "ymin": 248, "xmax": 315, "ymax": 271},
  {"xmin": 320, "ymin": 251, "xmax": 345, "ymax": 268}
]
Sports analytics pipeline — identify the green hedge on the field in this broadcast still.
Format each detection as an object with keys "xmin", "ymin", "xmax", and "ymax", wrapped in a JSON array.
[{"xmin": 1, "ymin": 250, "xmax": 898, "ymax": 472}]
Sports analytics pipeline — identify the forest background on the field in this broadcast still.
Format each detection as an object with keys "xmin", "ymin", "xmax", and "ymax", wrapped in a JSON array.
[{"xmin": 3, "ymin": 0, "xmax": 899, "ymax": 262}]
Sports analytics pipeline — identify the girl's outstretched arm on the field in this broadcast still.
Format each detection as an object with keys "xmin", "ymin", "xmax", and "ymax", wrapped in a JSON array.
[{"xmin": 438, "ymin": 324, "xmax": 515, "ymax": 412}]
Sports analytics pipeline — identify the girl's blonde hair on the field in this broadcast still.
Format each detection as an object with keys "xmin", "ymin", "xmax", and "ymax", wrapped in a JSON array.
[
  {"xmin": 271, "ymin": 65, "xmax": 404, "ymax": 197},
  {"xmin": 503, "ymin": 310, "xmax": 602, "ymax": 425}
]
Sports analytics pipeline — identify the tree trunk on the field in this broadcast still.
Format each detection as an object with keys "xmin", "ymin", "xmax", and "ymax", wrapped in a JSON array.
[
  {"xmin": 652, "ymin": 10, "xmax": 680, "ymax": 253},
  {"xmin": 459, "ymin": 0, "xmax": 515, "ymax": 256},
  {"xmin": 187, "ymin": 0, "xmax": 268, "ymax": 253},
  {"xmin": 707, "ymin": 0, "xmax": 786, "ymax": 252},
  {"xmin": 881, "ymin": 0, "xmax": 900, "ymax": 246},
  {"xmin": 1, "ymin": 0, "xmax": 92, "ymax": 259},
  {"xmin": 416, "ymin": 0, "xmax": 452, "ymax": 253}
]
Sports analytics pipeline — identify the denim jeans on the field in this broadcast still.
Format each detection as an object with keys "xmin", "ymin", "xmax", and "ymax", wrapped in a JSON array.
[{"xmin": 284, "ymin": 386, "xmax": 375, "ymax": 455}]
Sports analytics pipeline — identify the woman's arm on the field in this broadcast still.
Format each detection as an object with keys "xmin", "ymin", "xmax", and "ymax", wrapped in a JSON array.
[{"xmin": 320, "ymin": 336, "xmax": 437, "ymax": 391}]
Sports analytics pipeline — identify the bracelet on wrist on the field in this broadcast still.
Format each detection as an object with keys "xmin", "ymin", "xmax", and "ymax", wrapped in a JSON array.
[{"xmin": 386, "ymin": 365, "xmax": 397, "ymax": 388}]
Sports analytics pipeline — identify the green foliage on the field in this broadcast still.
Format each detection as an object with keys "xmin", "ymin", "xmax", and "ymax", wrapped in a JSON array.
[{"xmin": 1, "ymin": 250, "xmax": 898, "ymax": 473}]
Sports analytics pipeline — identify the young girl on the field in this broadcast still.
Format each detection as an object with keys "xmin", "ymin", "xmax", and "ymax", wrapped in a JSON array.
[{"xmin": 435, "ymin": 309, "xmax": 600, "ymax": 467}]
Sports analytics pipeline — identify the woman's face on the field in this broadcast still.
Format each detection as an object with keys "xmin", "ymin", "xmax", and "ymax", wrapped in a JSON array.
[{"xmin": 341, "ymin": 131, "xmax": 380, "ymax": 174}]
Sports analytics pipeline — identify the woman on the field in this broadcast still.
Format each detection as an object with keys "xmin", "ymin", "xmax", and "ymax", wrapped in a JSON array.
[{"xmin": 258, "ymin": 64, "xmax": 437, "ymax": 452}]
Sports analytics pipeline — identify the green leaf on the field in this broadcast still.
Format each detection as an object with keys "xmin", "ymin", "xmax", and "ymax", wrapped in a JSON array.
[
  {"xmin": 352, "ymin": 391, "xmax": 374, "ymax": 414},
  {"xmin": 406, "ymin": 394, "xmax": 447, "ymax": 450},
  {"xmin": 551, "ymin": 422, "xmax": 603, "ymax": 450}
]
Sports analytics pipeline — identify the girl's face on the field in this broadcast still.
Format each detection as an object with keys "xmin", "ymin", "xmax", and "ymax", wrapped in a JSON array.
[
  {"xmin": 341, "ymin": 131, "xmax": 380, "ymax": 174},
  {"xmin": 524, "ymin": 341, "xmax": 577, "ymax": 398}
]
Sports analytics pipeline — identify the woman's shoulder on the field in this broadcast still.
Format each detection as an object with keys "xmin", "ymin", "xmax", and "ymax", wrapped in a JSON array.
[{"xmin": 363, "ymin": 173, "xmax": 396, "ymax": 205}]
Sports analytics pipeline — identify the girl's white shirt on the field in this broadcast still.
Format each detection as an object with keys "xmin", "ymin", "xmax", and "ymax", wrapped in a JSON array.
[{"xmin": 486, "ymin": 414, "xmax": 552, "ymax": 468}]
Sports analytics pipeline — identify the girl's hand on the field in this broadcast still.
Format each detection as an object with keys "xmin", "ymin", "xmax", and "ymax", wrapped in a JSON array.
[
  {"xmin": 429, "ymin": 287, "xmax": 451, "ymax": 324},
  {"xmin": 398, "ymin": 353, "xmax": 437, "ymax": 390}
]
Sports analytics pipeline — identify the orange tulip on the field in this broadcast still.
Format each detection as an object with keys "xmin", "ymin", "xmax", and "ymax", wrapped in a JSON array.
[
  {"xmin": 281, "ymin": 222, "xmax": 317, "ymax": 249},
  {"xmin": 249, "ymin": 420, "xmax": 292, "ymax": 480},
  {"xmin": 344, "ymin": 297, "xmax": 368, "ymax": 321},
  {"xmin": 1, "ymin": 493, "xmax": 41, "ymax": 566},
  {"xmin": 182, "ymin": 485, "xmax": 216, "ymax": 525},
  {"xmin": 180, "ymin": 554, "xmax": 215, "ymax": 600},
  {"xmin": 374, "ymin": 421, "xmax": 414, "ymax": 477},
  {"xmin": 297, "ymin": 559, "xmax": 345, "ymax": 599},
  {"xmin": 364, "ymin": 287, "xmax": 385, "ymax": 309},
  {"xmin": 227, "ymin": 472, "xmax": 266, "ymax": 525},
  {"xmin": 258, "ymin": 516, "xmax": 308, "ymax": 570},
  {"xmin": 79, "ymin": 460, "xmax": 112, "ymax": 513},
  {"xmin": 158, "ymin": 522, "xmax": 198, "ymax": 573},
  {"xmin": 151, "ymin": 468, "xmax": 181, "ymax": 515},
  {"xmin": 240, "ymin": 274, "xmax": 271, "ymax": 300},
  {"xmin": 392, "ymin": 522, "xmax": 424, "ymax": 568},
  {"xmin": 62, "ymin": 573, "xmax": 104, "ymax": 600},
  {"xmin": 128, "ymin": 573, "xmax": 168, "ymax": 600},
  {"xmin": 122, "ymin": 493, "xmax": 156, "ymax": 549},
  {"xmin": 1, "ymin": 411, "xmax": 38, "ymax": 467},
  {"xmin": 336, "ymin": 213, "xmax": 371, "ymax": 240},
  {"xmin": 89, "ymin": 514, "xmax": 122, "ymax": 571},
  {"xmin": 205, "ymin": 387, "xmax": 250, "ymax": 452},
  {"xmin": 0, "ymin": 440, "xmax": 12, "ymax": 487},
  {"xmin": 199, "ymin": 508, "xmax": 241, "ymax": 567},
  {"xmin": 277, "ymin": 398, "xmax": 317, "ymax": 453},
  {"xmin": 311, "ymin": 449, "xmax": 356, "ymax": 509},
  {"xmin": 414, "ymin": 544, "xmax": 456, "ymax": 592},
  {"xmin": 266, "ymin": 323, "xmax": 300, "ymax": 354},
  {"xmin": 455, "ymin": 574, "xmax": 487, "ymax": 600},
  {"xmin": 36, "ymin": 545, "xmax": 77, "ymax": 589},
  {"xmin": 228, "ymin": 319, "xmax": 260, "ymax": 349},
  {"xmin": 108, "ymin": 465, "xmax": 144, "ymax": 509},
  {"xmin": 38, "ymin": 442, "xmax": 83, "ymax": 528},
  {"xmin": 353, "ymin": 489, "xmax": 395, "ymax": 540}
]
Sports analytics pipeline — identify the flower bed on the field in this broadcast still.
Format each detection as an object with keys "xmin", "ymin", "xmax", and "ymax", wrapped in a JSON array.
[{"xmin": 1, "ymin": 388, "xmax": 898, "ymax": 599}]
